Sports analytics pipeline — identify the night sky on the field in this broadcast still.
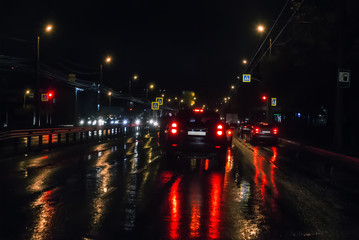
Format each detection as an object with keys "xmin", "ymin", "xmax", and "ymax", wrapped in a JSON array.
[{"xmin": 1, "ymin": 0, "xmax": 288, "ymax": 104}]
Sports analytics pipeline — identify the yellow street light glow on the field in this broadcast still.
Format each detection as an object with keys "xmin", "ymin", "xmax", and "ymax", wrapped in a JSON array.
[
  {"xmin": 149, "ymin": 84, "xmax": 155, "ymax": 89},
  {"xmin": 180, "ymin": 99, "xmax": 184, "ymax": 103},
  {"xmin": 105, "ymin": 57, "xmax": 112, "ymax": 63},
  {"xmin": 25, "ymin": 90, "xmax": 30, "ymax": 94},
  {"xmin": 231, "ymin": 85, "xmax": 235, "ymax": 89},
  {"xmin": 228, "ymin": 97, "xmax": 231, "ymax": 100},
  {"xmin": 242, "ymin": 59, "xmax": 248, "ymax": 64},
  {"xmin": 257, "ymin": 25, "xmax": 265, "ymax": 33},
  {"xmin": 108, "ymin": 92, "xmax": 112, "ymax": 96},
  {"xmin": 224, "ymin": 97, "xmax": 227, "ymax": 101},
  {"xmin": 133, "ymin": 74, "xmax": 138, "ymax": 80},
  {"xmin": 168, "ymin": 99, "xmax": 171, "ymax": 102},
  {"xmin": 161, "ymin": 94, "xmax": 165, "ymax": 97},
  {"xmin": 174, "ymin": 97, "xmax": 178, "ymax": 100},
  {"xmin": 45, "ymin": 24, "xmax": 53, "ymax": 32}
]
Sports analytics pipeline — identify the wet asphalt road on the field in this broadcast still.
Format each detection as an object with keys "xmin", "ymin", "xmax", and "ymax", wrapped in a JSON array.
[{"xmin": 1, "ymin": 129, "xmax": 359, "ymax": 240}]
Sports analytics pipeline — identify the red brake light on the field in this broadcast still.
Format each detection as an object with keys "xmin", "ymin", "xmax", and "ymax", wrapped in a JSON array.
[
  {"xmin": 217, "ymin": 124, "xmax": 223, "ymax": 130},
  {"xmin": 255, "ymin": 128, "xmax": 260, "ymax": 134},
  {"xmin": 194, "ymin": 109, "xmax": 204, "ymax": 113},
  {"xmin": 227, "ymin": 130, "xmax": 232, "ymax": 136},
  {"xmin": 170, "ymin": 122, "xmax": 178, "ymax": 135},
  {"xmin": 217, "ymin": 130, "xmax": 223, "ymax": 136},
  {"xmin": 273, "ymin": 128, "xmax": 278, "ymax": 134}
]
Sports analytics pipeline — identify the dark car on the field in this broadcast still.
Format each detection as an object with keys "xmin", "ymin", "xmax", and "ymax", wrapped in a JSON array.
[
  {"xmin": 239, "ymin": 122, "xmax": 253, "ymax": 138},
  {"xmin": 162, "ymin": 108, "xmax": 232, "ymax": 161},
  {"xmin": 247, "ymin": 122, "xmax": 279, "ymax": 145}
]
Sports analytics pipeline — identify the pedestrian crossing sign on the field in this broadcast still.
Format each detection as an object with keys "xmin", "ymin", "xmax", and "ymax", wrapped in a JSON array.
[
  {"xmin": 156, "ymin": 97, "xmax": 163, "ymax": 105},
  {"xmin": 151, "ymin": 102, "xmax": 159, "ymax": 110},
  {"xmin": 243, "ymin": 74, "xmax": 251, "ymax": 83},
  {"xmin": 271, "ymin": 98, "xmax": 277, "ymax": 106}
]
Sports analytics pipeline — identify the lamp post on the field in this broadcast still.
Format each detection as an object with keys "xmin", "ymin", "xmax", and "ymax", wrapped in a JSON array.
[
  {"xmin": 129, "ymin": 74, "xmax": 138, "ymax": 98},
  {"xmin": 35, "ymin": 24, "xmax": 53, "ymax": 127},
  {"xmin": 23, "ymin": 90, "xmax": 30, "ymax": 108},
  {"xmin": 108, "ymin": 91, "xmax": 112, "ymax": 106},
  {"xmin": 98, "ymin": 56, "xmax": 112, "ymax": 112}
]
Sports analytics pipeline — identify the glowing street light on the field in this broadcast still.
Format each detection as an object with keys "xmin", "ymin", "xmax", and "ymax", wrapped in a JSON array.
[
  {"xmin": 98, "ymin": 56, "xmax": 112, "ymax": 112},
  {"xmin": 257, "ymin": 25, "xmax": 265, "ymax": 33},
  {"xmin": 242, "ymin": 59, "xmax": 248, "ymax": 65},
  {"xmin": 35, "ymin": 24, "xmax": 54, "ymax": 126},
  {"xmin": 108, "ymin": 91, "xmax": 112, "ymax": 106}
]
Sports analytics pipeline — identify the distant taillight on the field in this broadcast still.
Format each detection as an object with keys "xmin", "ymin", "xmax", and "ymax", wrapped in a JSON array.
[
  {"xmin": 170, "ymin": 122, "xmax": 178, "ymax": 135},
  {"xmin": 273, "ymin": 128, "xmax": 278, "ymax": 134},
  {"xmin": 217, "ymin": 130, "xmax": 223, "ymax": 136},
  {"xmin": 227, "ymin": 130, "xmax": 232, "ymax": 136},
  {"xmin": 254, "ymin": 128, "xmax": 260, "ymax": 134}
]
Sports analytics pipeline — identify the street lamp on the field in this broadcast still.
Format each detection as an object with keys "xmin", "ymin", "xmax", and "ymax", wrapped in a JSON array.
[
  {"xmin": 108, "ymin": 91, "xmax": 112, "ymax": 106},
  {"xmin": 242, "ymin": 59, "xmax": 248, "ymax": 65},
  {"xmin": 257, "ymin": 24, "xmax": 265, "ymax": 33},
  {"xmin": 98, "ymin": 56, "xmax": 112, "ymax": 112},
  {"xmin": 35, "ymin": 24, "xmax": 53, "ymax": 127},
  {"xmin": 24, "ymin": 89, "xmax": 31, "ymax": 108},
  {"xmin": 129, "ymin": 74, "xmax": 138, "ymax": 98}
]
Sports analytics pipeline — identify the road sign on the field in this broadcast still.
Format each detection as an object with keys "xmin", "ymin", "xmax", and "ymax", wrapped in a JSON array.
[
  {"xmin": 156, "ymin": 97, "xmax": 163, "ymax": 105},
  {"xmin": 243, "ymin": 74, "xmax": 251, "ymax": 83},
  {"xmin": 151, "ymin": 102, "xmax": 159, "ymax": 110},
  {"xmin": 271, "ymin": 98, "xmax": 277, "ymax": 106},
  {"xmin": 41, "ymin": 94, "xmax": 48, "ymax": 102},
  {"xmin": 338, "ymin": 69, "xmax": 350, "ymax": 88}
]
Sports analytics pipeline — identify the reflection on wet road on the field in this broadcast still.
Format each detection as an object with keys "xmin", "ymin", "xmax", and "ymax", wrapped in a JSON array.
[{"xmin": 0, "ymin": 129, "xmax": 359, "ymax": 239}]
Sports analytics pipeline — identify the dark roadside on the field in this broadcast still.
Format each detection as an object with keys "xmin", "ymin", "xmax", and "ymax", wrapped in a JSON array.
[{"xmin": 280, "ymin": 124, "xmax": 359, "ymax": 159}]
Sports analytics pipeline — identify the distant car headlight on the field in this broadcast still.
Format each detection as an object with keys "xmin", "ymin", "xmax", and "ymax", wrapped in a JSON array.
[
  {"xmin": 149, "ymin": 119, "xmax": 154, "ymax": 124},
  {"xmin": 110, "ymin": 120, "xmax": 114, "ymax": 124},
  {"xmin": 79, "ymin": 120, "xmax": 84, "ymax": 125},
  {"xmin": 153, "ymin": 121, "xmax": 159, "ymax": 126},
  {"xmin": 123, "ymin": 120, "xmax": 128, "ymax": 125},
  {"xmin": 135, "ymin": 119, "xmax": 141, "ymax": 125},
  {"xmin": 87, "ymin": 120, "xmax": 92, "ymax": 125},
  {"xmin": 115, "ymin": 120, "xmax": 119, "ymax": 124},
  {"xmin": 92, "ymin": 120, "xmax": 97, "ymax": 125}
]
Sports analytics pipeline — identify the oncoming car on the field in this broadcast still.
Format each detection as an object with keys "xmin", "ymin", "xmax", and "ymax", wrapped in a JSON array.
[
  {"xmin": 162, "ymin": 109, "xmax": 232, "ymax": 163},
  {"xmin": 247, "ymin": 122, "xmax": 279, "ymax": 145}
]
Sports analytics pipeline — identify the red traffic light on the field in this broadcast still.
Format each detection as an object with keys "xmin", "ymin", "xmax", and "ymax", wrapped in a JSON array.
[
  {"xmin": 48, "ymin": 92, "xmax": 54, "ymax": 98},
  {"xmin": 261, "ymin": 95, "xmax": 267, "ymax": 101}
]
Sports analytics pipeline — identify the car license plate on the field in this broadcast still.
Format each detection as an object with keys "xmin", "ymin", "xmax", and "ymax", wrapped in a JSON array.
[
  {"xmin": 188, "ymin": 131, "xmax": 206, "ymax": 136},
  {"xmin": 262, "ymin": 130, "xmax": 271, "ymax": 134}
]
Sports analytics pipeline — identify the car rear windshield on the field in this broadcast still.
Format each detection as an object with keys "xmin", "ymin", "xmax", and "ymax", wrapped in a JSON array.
[{"xmin": 177, "ymin": 111, "xmax": 220, "ymax": 127}]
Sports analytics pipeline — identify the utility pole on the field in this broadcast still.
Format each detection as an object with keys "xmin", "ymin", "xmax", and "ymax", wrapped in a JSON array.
[{"xmin": 334, "ymin": 0, "xmax": 347, "ymax": 150}]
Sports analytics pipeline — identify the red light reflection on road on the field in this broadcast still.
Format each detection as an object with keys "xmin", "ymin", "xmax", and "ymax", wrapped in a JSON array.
[
  {"xmin": 204, "ymin": 159, "xmax": 209, "ymax": 171},
  {"xmin": 168, "ymin": 177, "xmax": 182, "ymax": 239},
  {"xmin": 190, "ymin": 181, "xmax": 201, "ymax": 238},
  {"xmin": 208, "ymin": 173, "xmax": 222, "ymax": 239},
  {"xmin": 270, "ymin": 147, "xmax": 279, "ymax": 199}
]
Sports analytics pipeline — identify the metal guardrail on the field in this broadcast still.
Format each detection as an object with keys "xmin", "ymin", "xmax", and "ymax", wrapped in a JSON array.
[{"xmin": 0, "ymin": 125, "xmax": 143, "ymax": 157}]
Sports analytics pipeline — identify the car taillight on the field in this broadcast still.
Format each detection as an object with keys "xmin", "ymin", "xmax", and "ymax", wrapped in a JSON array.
[
  {"xmin": 273, "ymin": 128, "xmax": 278, "ymax": 134},
  {"xmin": 254, "ymin": 128, "xmax": 260, "ymax": 134},
  {"xmin": 216, "ymin": 124, "xmax": 224, "ymax": 136},
  {"xmin": 226, "ymin": 130, "xmax": 232, "ymax": 136},
  {"xmin": 170, "ymin": 122, "xmax": 178, "ymax": 135}
]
